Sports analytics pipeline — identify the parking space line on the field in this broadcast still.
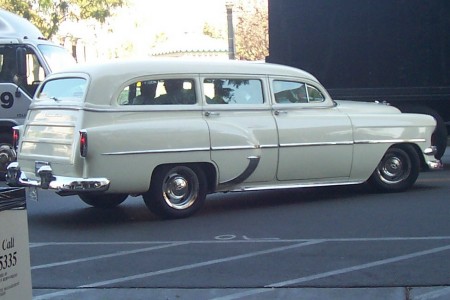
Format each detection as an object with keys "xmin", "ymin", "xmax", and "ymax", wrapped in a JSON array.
[
  {"xmin": 213, "ymin": 244, "xmax": 450, "ymax": 300},
  {"xmin": 80, "ymin": 240, "xmax": 323, "ymax": 288},
  {"xmin": 413, "ymin": 286, "xmax": 450, "ymax": 300},
  {"xmin": 31, "ymin": 242, "xmax": 189, "ymax": 270},
  {"xmin": 29, "ymin": 235, "xmax": 450, "ymax": 248},
  {"xmin": 33, "ymin": 240, "xmax": 323, "ymax": 299}
]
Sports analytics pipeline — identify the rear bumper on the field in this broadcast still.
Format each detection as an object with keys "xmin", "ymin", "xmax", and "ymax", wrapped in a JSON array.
[{"xmin": 6, "ymin": 162, "xmax": 110, "ymax": 194}]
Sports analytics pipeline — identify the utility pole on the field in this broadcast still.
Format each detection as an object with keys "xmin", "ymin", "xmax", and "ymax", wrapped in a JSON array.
[{"xmin": 226, "ymin": 1, "xmax": 235, "ymax": 60}]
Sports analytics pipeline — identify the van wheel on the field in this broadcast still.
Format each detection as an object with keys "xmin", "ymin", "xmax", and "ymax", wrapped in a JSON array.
[
  {"xmin": 79, "ymin": 193, "xmax": 128, "ymax": 208},
  {"xmin": 144, "ymin": 165, "xmax": 207, "ymax": 219},
  {"xmin": 0, "ymin": 132, "xmax": 16, "ymax": 180},
  {"xmin": 369, "ymin": 145, "xmax": 420, "ymax": 192}
]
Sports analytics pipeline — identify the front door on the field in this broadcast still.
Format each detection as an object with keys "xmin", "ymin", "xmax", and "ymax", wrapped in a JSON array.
[{"xmin": 272, "ymin": 79, "xmax": 353, "ymax": 181}]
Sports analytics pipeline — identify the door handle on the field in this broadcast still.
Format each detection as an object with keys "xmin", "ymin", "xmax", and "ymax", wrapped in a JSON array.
[
  {"xmin": 205, "ymin": 111, "xmax": 220, "ymax": 117},
  {"xmin": 274, "ymin": 110, "xmax": 288, "ymax": 116}
]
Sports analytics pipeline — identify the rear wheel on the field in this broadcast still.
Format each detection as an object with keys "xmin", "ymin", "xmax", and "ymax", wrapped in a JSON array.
[
  {"xmin": 369, "ymin": 145, "xmax": 420, "ymax": 192},
  {"xmin": 143, "ymin": 165, "xmax": 207, "ymax": 219},
  {"xmin": 79, "ymin": 193, "xmax": 128, "ymax": 208}
]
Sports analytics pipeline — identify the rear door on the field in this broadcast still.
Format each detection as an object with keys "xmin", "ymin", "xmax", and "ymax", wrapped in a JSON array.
[
  {"xmin": 201, "ymin": 76, "xmax": 278, "ymax": 187},
  {"xmin": 17, "ymin": 76, "xmax": 87, "ymax": 179}
]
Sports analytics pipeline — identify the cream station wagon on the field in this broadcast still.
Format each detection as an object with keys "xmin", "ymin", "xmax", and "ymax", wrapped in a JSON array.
[{"xmin": 6, "ymin": 60, "xmax": 442, "ymax": 219}]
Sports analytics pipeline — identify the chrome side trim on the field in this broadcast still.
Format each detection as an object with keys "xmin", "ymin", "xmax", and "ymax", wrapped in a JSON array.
[
  {"xmin": 218, "ymin": 156, "xmax": 260, "ymax": 189},
  {"xmin": 280, "ymin": 138, "xmax": 426, "ymax": 148},
  {"xmin": 103, "ymin": 139, "xmax": 428, "ymax": 155},
  {"xmin": 355, "ymin": 138, "xmax": 426, "ymax": 144},
  {"xmin": 229, "ymin": 180, "xmax": 365, "ymax": 192},
  {"xmin": 280, "ymin": 141, "xmax": 353, "ymax": 147},
  {"xmin": 103, "ymin": 144, "xmax": 278, "ymax": 155},
  {"xmin": 211, "ymin": 145, "xmax": 258, "ymax": 151},
  {"xmin": 103, "ymin": 147, "xmax": 210, "ymax": 156}
]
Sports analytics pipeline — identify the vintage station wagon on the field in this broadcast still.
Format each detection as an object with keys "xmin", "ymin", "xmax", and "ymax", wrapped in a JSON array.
[{"xmin": 7, "ymin": 60, "xmax": 442, "ymax": 218}]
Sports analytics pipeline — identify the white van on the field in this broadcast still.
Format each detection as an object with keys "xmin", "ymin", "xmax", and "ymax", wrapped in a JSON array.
[{"xmin": 7, "ymin": 59, "xmax": 441, "ymax": 219}]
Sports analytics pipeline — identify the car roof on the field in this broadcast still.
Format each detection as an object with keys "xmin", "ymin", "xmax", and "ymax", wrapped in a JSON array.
[{"xmin": 53, "ymin": 59, "xmax": 318, "ymax": 82}]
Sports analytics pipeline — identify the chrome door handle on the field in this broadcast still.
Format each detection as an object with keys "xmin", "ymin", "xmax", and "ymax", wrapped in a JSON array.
[
  {"xmin": 205, "ymin": 111, "xmax": 220, "ymax": 117},
  {"xmin": 274, "ymin": 110, "xmax": 288, "ymax": 116}
]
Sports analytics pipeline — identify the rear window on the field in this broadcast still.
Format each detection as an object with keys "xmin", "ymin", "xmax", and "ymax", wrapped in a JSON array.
[{"xmin": 36, "ymin": 78, "xmax": 86, "ymax": 102}]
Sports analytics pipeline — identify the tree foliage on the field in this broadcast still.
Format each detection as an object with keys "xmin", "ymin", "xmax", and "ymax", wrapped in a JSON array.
[
  {"xmin": 234, "ymin": 0, "xmax": 268, "ymax": 61},
  {"xmin": 0, "ymin": 0, "xmax": 126, "ymax": 39}
]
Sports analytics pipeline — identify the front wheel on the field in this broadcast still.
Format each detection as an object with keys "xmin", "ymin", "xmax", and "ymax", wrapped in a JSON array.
[
  {"xmin": 368, "ymin": 145, "xmax": 420, "ymax": 193},
  {"xmin": 79, "ymin": 193, "xmax": 128, "ymax": 208},
  {"xmin": 143, "ymin": 165, "xmax": 207, "ymax": 219}
]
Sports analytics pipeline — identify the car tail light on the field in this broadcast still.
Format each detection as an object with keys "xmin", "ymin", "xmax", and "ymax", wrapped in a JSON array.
[
  {"xmin": 12, "ymin": 128, "xmax": 19, "ymax": 150},
  {"xmin": 79, "ymin": 130, "xmax": 88, "ymax": 157}
]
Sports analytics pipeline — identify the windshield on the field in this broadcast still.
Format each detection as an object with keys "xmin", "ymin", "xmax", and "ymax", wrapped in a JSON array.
[
  {"xmin": 36, "ymin": 77, "xmax": 86, "ymax": 102},
  {"xmin": 38, "ymin": 44, "xmax": 76, "ymax": 72}
]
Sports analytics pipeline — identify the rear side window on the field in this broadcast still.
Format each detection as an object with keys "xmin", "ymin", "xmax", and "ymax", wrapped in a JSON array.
[
  {"xmin": 120, "ymin": 79, "xmax": 196, "ymax": 105},
  {"xmin": 36, "ymin": 78, "xmax": 86, "ymax": 102},
  {"xmin": 273, "ymin": 80, "xmax": 325, "ymax": 103},
  {"xmin": 204, "ymin": 79, "xmax": 264, "ymax": 105}
]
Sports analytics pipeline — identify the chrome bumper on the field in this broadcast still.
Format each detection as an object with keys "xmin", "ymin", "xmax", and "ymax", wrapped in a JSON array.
[
  {"xmin": 6, "ymin": 162, "xmax": 110, "ymax": 194},
  {"xmin": 424, "ymin": 146, "xmax": 443, "ymax": 170}
]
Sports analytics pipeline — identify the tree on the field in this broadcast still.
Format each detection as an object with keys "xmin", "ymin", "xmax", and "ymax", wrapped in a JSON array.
[
  {"xmin": 0, "ymin": 0, "xmax": 126, "ymax": 39},
  {"xmin": 234, "ymin": 0, "xmax": 268, "ymax": 61}
]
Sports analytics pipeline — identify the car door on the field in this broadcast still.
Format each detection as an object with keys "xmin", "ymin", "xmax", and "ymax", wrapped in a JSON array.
[
  {"xmin": 201, "ymin": 76, "xmax": 278, "ymax": 188},
  {"xmin": 271, "ymin": 78, "xmax": 353, "ymax": 181}
]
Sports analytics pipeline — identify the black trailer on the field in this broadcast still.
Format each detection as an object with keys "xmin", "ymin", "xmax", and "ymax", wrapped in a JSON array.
[{"xmin": 267, "ymin": 0, "xmax": 450, "ymax": 158}]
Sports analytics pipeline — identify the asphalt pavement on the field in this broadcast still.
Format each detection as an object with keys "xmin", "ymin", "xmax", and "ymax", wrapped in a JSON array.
[{"xmin": 29, "ymin": 147, "xmax": 450, "ymax": 300}]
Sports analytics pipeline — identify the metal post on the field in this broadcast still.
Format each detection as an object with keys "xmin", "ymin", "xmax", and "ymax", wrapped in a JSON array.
[{"xmin": 226, "ymin": 1, "xmax": 235, "ymax": 60}]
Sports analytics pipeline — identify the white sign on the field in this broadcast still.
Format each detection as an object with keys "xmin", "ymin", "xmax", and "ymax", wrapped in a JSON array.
[{"xmin": 0, "ymin": 189, "xmax": 32, "ymax": 300}]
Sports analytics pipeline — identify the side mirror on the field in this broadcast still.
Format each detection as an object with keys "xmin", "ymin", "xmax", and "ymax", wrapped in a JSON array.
[{"xmin": 16, "ymin": 47, "xmax": 27, "ymax": 78}]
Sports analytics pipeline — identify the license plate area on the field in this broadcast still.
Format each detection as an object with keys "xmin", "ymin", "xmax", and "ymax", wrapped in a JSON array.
[{"xmin": 35, "ymin": 161, "xmax": 51, "ymax": 176}]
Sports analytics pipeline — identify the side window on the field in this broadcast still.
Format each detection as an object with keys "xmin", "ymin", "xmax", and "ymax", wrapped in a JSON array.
[
  {"xmin": 273, "ymin": 80, "xmax": 325, "ymax": 103},
  {"xmin": 273, "ymin": 81, "xmax": 307, "ymax": 103},
  {"xmin": 120, "ymin": 79, "xmax": 196, "ymax": 105},
  {"xmin": 204, "ymin": 79, "xmax": 264, "ymax": 105},
  {"xmin": 0, "ymin": 47, "xmax": 17, "ymax": 83},
  {"xmin": 0, "ymin": 46, "xmax": 45, "ymax": 96},
  {"xmin": 307, "ymin": 85, "xmax": 325, "ymax": 102},
  {"xmin": 25, "ymin": 52, "xmax": 45, "ymax": 85}
]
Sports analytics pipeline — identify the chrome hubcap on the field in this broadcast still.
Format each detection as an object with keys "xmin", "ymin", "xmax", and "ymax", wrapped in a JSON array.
[
  {"xmin": 162, "ymin": 168, "xmax": 198, "ymax": 210},
  {"xmin": 166, "ymin": 175, "xmax": 188, "ymax": 200},
  {"xmin": 378, "ymin": 152, "xmax": 410, "ymax": 184}
]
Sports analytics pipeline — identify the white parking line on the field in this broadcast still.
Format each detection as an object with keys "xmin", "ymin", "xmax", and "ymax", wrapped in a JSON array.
[
  {"xmin": 29, "ymin": 235, "xmax": 450, "ymax": 248},
  {"xmin": 33, "ymin": 240, "xmax": 323, "ymax": 299},
  {"xmin": 212, "ymin": 244, "xmax": 450, "ymax": 300},
  {"xmin": 31, "ymin": 237, "xmax": 450, "ymax": 300},
  {"xmin": 413, "ymin": 286, "xmax": 450, "ymax": 300},
  {"xmin": 31, "ymin": 242, "xmax": 189, "ymax": 270}
]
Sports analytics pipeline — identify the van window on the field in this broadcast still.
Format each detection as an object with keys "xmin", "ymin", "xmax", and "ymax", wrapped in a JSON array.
[
  {"xmin": 273, "ymin": 80, "xmax": 325, "ymax": 103},
  {"xmin": 120, "ymin": 79, "xmax": 196, "ymax": 105},
  {"xmin": 38, "ymin": 44, "xmax": 76, "ymax": 72},
  {"xmin": 204, "ymin": 79, "xmax": 264, "ymax": 105},
  {"xmin": 0, "ymin": 45, "xmax": 45, "ymax": 97},
  {"xmin": 36, "ymin": 77, "xmax": 86, "ymax": 102}
]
